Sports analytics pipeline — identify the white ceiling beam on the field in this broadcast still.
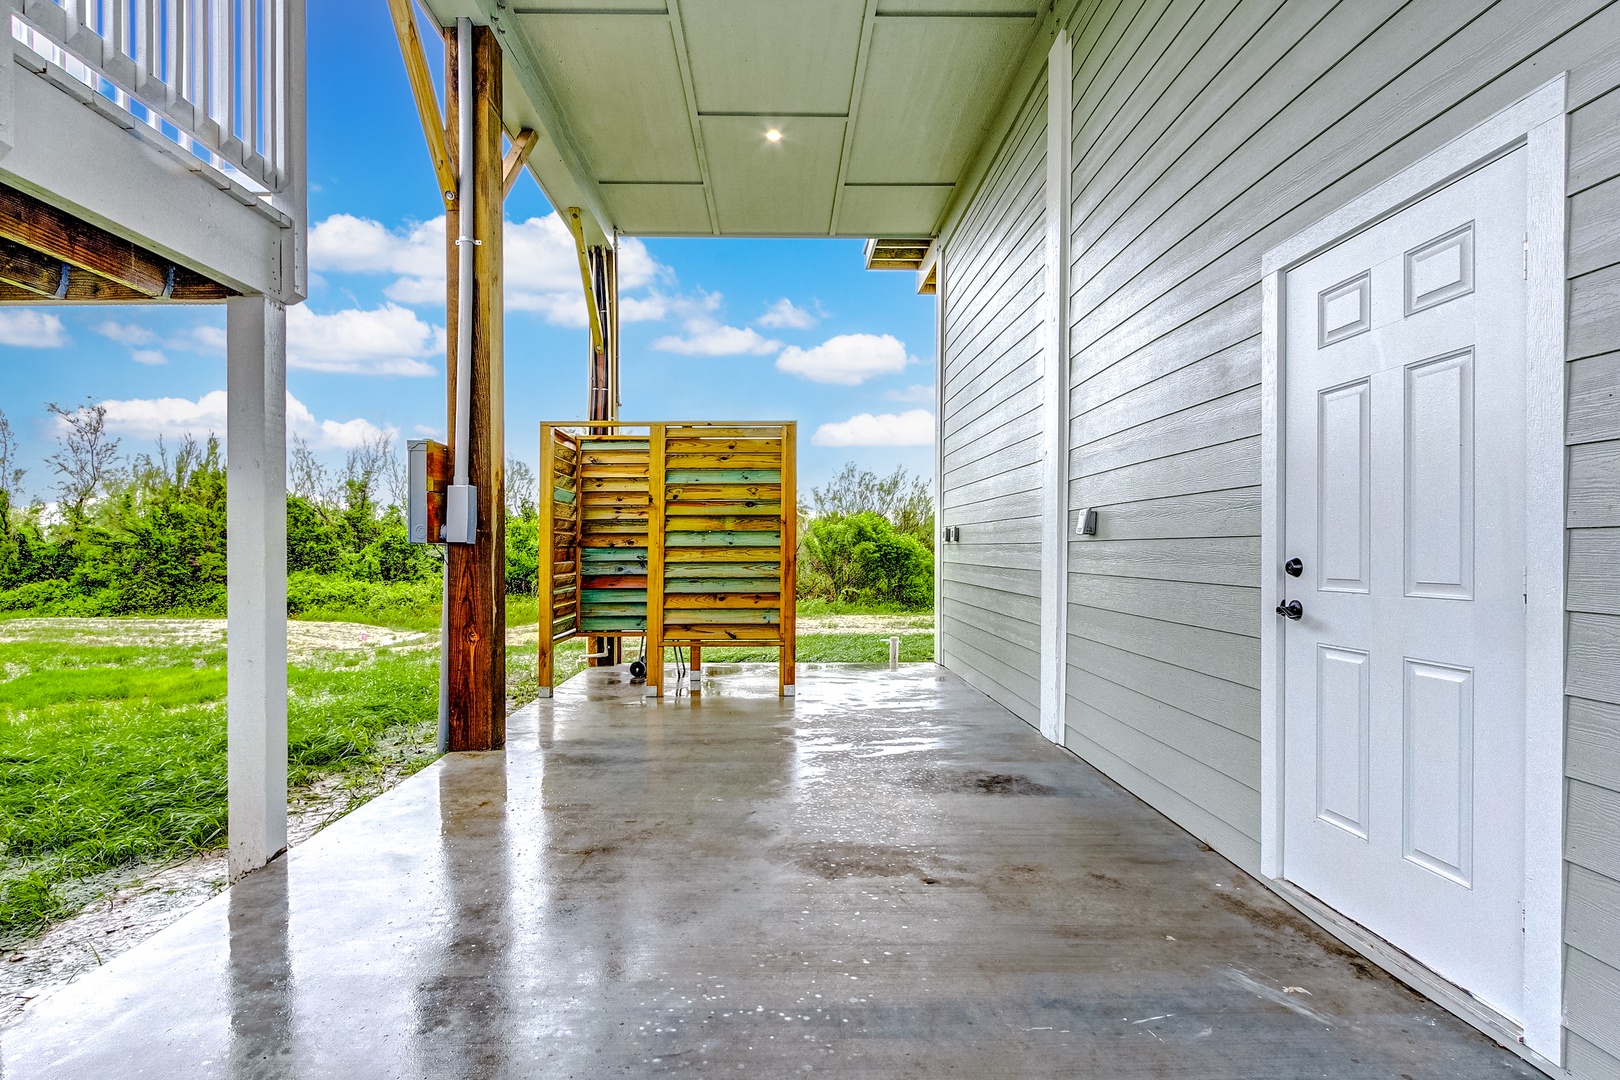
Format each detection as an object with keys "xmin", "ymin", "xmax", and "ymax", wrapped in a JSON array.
[
  {"xmin": 467, "ymin": 0, "xmax": 617, "ymax": 238},
  {"xmin": 827, "ymin": 0, "xmax": 878, "ymax": 237},
  {"xmin": 663, "ymin": 0, "xmax": 720, "ymax": 235}
]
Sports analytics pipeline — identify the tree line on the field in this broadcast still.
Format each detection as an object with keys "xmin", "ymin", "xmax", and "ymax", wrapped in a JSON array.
[{"xmin": 0, "ymin": 403, "xmax": 934, "ymax": 617}]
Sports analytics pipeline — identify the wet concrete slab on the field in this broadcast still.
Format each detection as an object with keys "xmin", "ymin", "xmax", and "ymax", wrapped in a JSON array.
[{"xmin": 0, "ymin": 663, "xmax": 1541, "ymax": 1078}]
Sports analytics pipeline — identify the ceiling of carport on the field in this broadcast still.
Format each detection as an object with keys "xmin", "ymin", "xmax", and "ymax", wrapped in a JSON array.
[{"xmin": 424, "ymin": 0, "xmax": 1046, "ymax": 240}]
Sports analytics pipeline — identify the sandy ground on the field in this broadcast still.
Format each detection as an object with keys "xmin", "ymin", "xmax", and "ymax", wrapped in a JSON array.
[{"xmin": 0, "ymin": 617, "xmax": 434, "ymax": 659}]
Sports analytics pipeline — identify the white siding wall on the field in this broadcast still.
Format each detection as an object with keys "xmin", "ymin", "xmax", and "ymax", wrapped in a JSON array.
[
  {"xmin": 938, "ymin": 78, "xmax": 1049, "ymax": 725},
  {"xmin": 938, "ymin": 0, "xmax": 1620, "ymax": 1072}
]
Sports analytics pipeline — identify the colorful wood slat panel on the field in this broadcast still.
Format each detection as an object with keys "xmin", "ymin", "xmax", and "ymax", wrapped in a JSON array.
[
  {"xmin": 647, "ymin": 422, "xmax": 796, "ymax": 698},
  {"xmin": 538, "ymin": 422, "xmax": 795, "ymax": 699},
  {"xmin": 576, "ymin": 435, "xmax": 651, "ymax": 639}
]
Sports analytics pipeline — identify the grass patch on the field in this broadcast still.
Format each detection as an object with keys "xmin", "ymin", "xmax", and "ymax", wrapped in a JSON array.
[
  {"xmin": 0, "ymin": 636, "xmax": 448, "ymax": 941},
  {"xmin": 793, "ymin": 598, "xmax": 931, "ymax": 618},
  {"xmin": 682, "ymin": 631, "xmax": 933, "ymax": 665}
]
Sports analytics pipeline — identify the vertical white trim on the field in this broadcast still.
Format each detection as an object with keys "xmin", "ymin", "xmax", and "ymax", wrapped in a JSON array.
[
  {"xmin": 934, "ymin": 249, "xmax": 945, "ymax": 668},
  {"xmin": 1259, "ymin": 268, "xmax": 1286, "ymax": 881},
  {"xmin": 1037, "ymin": 30, "xmax": 1071, "ymax": 746},
  {"xmin": 1520, "ymin": 96, "xmax": 1569, "ymax": 1062},
  {"xmin": 226, "ymin": 295, "xmax": 289, "ymax": 882},
  {"xmin": 1258, "ymin": 75, "xmax": 1568, "ymax": 1066}
]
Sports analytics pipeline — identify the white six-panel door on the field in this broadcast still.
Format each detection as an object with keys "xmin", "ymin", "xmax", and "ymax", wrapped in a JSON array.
[{"xmin": 1280, "ymin": 149, "xmax": 1529, "ymax": 1020}]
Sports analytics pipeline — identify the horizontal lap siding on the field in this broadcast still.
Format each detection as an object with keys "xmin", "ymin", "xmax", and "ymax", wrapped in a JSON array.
[
  {"xmin": 1567, "ymin": 75, "xmax": 1620, "ymax": 1078},
  {"xmin": 939, "ymin": 76, "xmax": 1049, "ymax": 727},
  {"xmin": 1046, "ymin": 1, "xmax": 1620, "ymax": 1066}
]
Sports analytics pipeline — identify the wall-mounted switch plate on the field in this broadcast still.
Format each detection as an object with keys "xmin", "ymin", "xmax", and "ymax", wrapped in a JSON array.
[{"xmin": 1078, "ymin": 508, "xmax": 1098, "ymax": 536}]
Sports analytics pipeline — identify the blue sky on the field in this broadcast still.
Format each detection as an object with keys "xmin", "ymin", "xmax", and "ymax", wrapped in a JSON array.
[{"xmin": 0, "ymin": 3, "xmax": 937, "ymax": 501}]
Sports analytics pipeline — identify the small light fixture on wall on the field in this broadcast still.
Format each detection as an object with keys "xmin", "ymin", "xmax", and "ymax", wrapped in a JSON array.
[{"xmin": 765, "ymin": 128, "xmax": 783, "ymax": 143}]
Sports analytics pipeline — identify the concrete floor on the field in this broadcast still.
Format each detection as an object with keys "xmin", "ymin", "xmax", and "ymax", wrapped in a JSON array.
[{"xmin": 1, "ymin": 663, "xmax": 1541, "ymax": 1079}]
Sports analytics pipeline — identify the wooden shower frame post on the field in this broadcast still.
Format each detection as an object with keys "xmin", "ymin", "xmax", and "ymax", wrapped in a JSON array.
[
  {"xmin": 537, "ymin": 423, "xmax": 555, "ymax": 696},
  {"xmin": 646, "ymin": 423, "xmax": 667, "ymax": 697},
  {"xmin": 781, "ymin": 423, "xmax": 797, "ymax": 697}
]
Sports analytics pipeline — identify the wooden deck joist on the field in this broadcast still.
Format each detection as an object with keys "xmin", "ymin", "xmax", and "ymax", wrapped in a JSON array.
[{"xmin": 0, "ymin": 184, "xmax": 234, "ymax": 303}]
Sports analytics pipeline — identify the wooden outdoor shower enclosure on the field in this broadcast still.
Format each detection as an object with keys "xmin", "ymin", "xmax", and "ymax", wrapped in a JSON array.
[{"xmin": 537, "ymin": 422, "xmax": 797, "ymax": 698}]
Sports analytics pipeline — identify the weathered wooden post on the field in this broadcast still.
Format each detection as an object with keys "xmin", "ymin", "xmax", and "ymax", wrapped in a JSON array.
[{"xmin": 442, "ymin": 21, "xmax": 505, "ymax": 751}]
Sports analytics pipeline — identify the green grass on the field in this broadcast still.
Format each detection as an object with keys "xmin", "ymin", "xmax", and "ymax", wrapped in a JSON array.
[
  {"xmin": 792, "ymin": 598, "xmax": 932, "ymax": 618},
  {"xmin": 0, "ymin": 637, "xmax": 448, "ymax": 941},
  {"xmin": 677, "ymin": 631, "xmax": 933, "ymax": 665}
]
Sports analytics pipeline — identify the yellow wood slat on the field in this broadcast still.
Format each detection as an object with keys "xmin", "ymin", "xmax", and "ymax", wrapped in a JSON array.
[
  {"xmin": 664, "ymin": 501, "xmax": 782, "ymax": 515},
  {"xmin": 662, "ymin": 625, "xmax": 784, "ymax": 641},
  {"xmin": 658, "ymin": 546, "xmax": 783, "ymax": 563},
  {"xmin": 665, "ymin": 452, "xmax": 781, "ymax": 469},
  {"xmin": 582, "ymin": 478, "xmax": 652, "ymax": 493},
  {"xmin": 580, "ymin": 535, "xmax": 649, "ymax": 549},
  {"xmin": 665, "ymin": 484, "xmax": 781, "ymax": 503},
  {"xmin": 665, "ymin": 514, "xmax": 779, "ymax": 532},
  {"xmin": 581, "ymin": 465, "xmax": 649, "ymax": 478},
  {"xmin": 582, "ymin": 506, "xmax": 651, "ymax": 520},
  {"xmin": 664, "ymin": 437, "xmax": 781, "ymax": 453},
  {"xmin": 664, "ymin": 425, "xmax": 787, "ymax": 439},
  {"xmin": 661, "ymin": 593, "xmax": 781, "ymax": 609}
]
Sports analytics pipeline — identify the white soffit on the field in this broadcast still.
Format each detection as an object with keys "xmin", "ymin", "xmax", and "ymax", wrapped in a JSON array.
[{"xmin": 477, "ymin": 0, "xmax": 1041, "ymax": 237}]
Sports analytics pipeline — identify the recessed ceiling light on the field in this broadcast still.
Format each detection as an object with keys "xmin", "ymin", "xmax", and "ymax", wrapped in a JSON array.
[{"xmin": 765, "ymin": 129, "xmax": 782, "ymax": 142}]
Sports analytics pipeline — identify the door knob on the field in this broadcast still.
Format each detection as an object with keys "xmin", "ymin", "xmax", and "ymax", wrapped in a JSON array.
[
  {"xmin": 1276, "ymin": 600, "xmax": 1303, "ymax": 620},
  {"xmin": 1284, "ymin": 558, "xmax": 1303, "ymax": 577}
]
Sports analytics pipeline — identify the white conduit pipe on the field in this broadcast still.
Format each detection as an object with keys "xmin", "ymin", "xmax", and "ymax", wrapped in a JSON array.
[{"xmin": 452, "ymin": 16, "xmax": 475, "ymax": 491}]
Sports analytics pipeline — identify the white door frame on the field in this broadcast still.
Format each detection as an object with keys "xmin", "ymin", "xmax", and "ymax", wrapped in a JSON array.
[{"xmin": 1258, "ymin": 76, "xmax": 1569, "ymax": 1063}]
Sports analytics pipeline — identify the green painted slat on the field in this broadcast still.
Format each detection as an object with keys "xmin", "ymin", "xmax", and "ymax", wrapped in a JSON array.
[
  {"xmin": 581, "ymin": 546, "xmax": 648, "ymax": 561},
  {"xmin": 665, "ymin": 581, "xmax": 780, "ymax": 594},
  {"xmin": 582, "ymin": 588, "xmax": 649, "ymax": 603},
  {"xmin": 553, "ymin": 487, "xmax": 576, "ymax": 504},
  {"xmin": 580, "ymin": 617, "xmax": 648, "ymax": 632},
  {"xmin": 663, "ymin": 609, "xmax": 781, "ymax": 625},
  {"xmin": 665, "ymin": 469, "xmax": 781, "ymax": 483},
  {"xmin": 582, "ymin": 603, "xmax": 647, "ymax": 617},
  {"xmin": 580, "ymin": 439, "xmax": 649, "ymax": 450},
  {"xmin": 665, "ymin": 531, "xmax": 781, "ymax": 548},
  {"xmin": 663, "ymin": 562, "xmax": 780, "ymax": 577}
]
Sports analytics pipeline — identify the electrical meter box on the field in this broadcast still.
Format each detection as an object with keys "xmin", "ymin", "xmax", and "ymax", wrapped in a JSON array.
[{"xmin": 407, "ymin": 439, "xmax": 450, "ymax": 544}]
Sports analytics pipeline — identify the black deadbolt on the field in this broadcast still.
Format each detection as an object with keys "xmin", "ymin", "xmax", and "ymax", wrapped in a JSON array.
[
  {"xmin": 1276, "ymin": 600, "xmax": 1303, "ymax": 620},
  {"xmin": 1284, "ymin": 557, "xmax": 1303, "ymax": 577}
]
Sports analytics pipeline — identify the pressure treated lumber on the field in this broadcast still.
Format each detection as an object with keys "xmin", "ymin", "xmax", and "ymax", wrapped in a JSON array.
[
  {"xmin": 442, "ymin": 24, "xmax": 504, "ymax": 751},
  {"xmin": 385, "ymin": 0, "xmax": 459, "ymax": 207},
  {"xmin": 0, "ymin": 185, "xmax": 233, "ymax": 301}
]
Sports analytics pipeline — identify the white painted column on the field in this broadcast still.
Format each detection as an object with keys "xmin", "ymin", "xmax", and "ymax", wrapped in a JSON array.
[
  {"xmin": 226, "ymin": 295, "xmax": 289, "ymax": 881},
  {"xmin": 1038, "ymin": 30, "xmax": 1072, "ymax": 746}
]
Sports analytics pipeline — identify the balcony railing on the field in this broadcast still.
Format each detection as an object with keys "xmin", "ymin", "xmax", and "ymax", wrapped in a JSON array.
[{"xmin": 12, "ymin": 0, "xmax": 293, "ymax": 194}]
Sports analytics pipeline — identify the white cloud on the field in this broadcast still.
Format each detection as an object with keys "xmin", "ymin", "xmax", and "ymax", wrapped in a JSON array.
[
  {"xmin": 776, "ymin": 333, "xmax": 909, "ymax": 386},
  {"xmin": 756, "ymin": 298, "xmax": 818, "ymax": 330},
  {"xmin": 653, "ymin": 319, "xmax": 781, "ymax": 357},
  {"xmin": 286, "ymin": 304, "xmax": 441, "ymax": 377},
  {"xmin": 812, "ymin": 409, "xmax": 935, "ymax": 448},
  {"xmin": 95, "ymin": 390, "xmax": 395, "ymax": 451},
  {"xmin": 96, "ymin": 321, "xmax": 160, "ymax": 346},
  {"xmin": 308, "ymin": 212, "xmax": 668, "ymax": 328},
  {"xmin": 0, "ymin": 310, "xmax": 68, "ymax": 348},
  {"xmin": 887, "ymin": 382, "xmax": 936, "ymax": 404},
  {"xmin": 131, "ymin": 349, "xmax": 169, "ymax": 366}
]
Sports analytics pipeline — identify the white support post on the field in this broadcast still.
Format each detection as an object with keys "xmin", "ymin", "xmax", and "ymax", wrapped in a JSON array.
[
  {"xmin": 1037, "ymin": 29, "xmax": 1072, "ymax": 746},
  {"xmin": 227, "ymin": 295, "xmax": 289, "ymax": 882}
]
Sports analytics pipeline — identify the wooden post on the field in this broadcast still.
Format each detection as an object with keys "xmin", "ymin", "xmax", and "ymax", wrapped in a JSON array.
[
  {"xmin": 781, "ymin": 422, "xmax": 797, "ymax": 697},
  {"xmin": 586, "ymin": 245, "xmax": 619, "ymax": 666},
  {"xmin": 646, "ymin": 424, "xmax": 667, "ymax": 697},
  {"xmin": 689, "ymin": 644, "xmax": 701, "ymax": 693},
  {"xmin": 537, "ymin": 423, "xmax": 554, "ymax": 697},
  {"xmin": 443, "ymin": 24, "xmax": 505, "ymax": 751}
]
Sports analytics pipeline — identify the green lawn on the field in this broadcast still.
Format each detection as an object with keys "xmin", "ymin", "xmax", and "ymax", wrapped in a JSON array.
[{"xmin": 0, "ymin": 607, "xmax": 928, "ymax": 941}]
